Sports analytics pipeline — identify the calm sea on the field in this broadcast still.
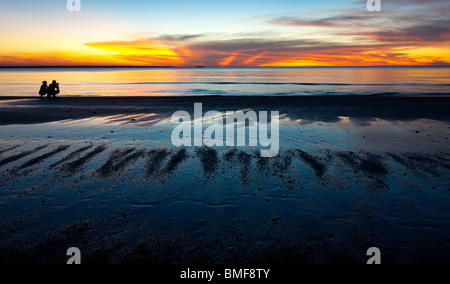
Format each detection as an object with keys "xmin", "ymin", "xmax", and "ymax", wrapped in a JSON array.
[{"xmin": 0, "ymin": 67, "xmax": 449, "ymax": 97}]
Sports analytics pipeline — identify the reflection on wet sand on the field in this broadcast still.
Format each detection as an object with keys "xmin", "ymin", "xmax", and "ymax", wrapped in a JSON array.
[
  {"xmin": 0, "ymin": 96, "xmax": 449, "ymax": 264},
  {"xmin": 0, "ymin": 96, "xmax": 449, "ymax": 126}
]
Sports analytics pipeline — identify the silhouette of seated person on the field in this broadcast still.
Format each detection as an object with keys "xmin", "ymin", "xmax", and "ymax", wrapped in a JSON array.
[
  {"xmin": 47, "ymin": 80, "xmax": 60, "ymax": 97},
  {"xmin": 39, "ymin": 81, "xmax": 48, "ymax": 97}
]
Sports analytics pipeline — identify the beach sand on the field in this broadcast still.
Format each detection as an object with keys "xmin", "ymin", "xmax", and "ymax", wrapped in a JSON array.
[{"xmin": 0, "ymin": 96, "xmax": 449, "ymax": 264}]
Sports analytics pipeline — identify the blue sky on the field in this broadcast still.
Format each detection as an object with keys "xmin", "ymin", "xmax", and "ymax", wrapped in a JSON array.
[{"xmin": 2, "ymin": 0, "xmax": 357, "ymax": 36}]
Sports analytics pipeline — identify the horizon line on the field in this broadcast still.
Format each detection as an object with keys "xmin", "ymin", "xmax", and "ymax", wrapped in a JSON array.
[{"xmin": 1, "ymin": 65, "xmax": 450, "ymax": 68}]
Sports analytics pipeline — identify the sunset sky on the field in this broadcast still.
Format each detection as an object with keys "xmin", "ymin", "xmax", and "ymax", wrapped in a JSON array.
[{"xmin": 1, "ymin": 0, "xmax": 449, "ymax": 66}]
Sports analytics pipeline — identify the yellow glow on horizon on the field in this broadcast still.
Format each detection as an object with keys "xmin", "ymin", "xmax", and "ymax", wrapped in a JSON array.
[
  {"xmin": 0, "ymin": 34, "xmax": 130, "ymax": 65},
  {"xmin": 85, "ymin": 39, "xmax": 184, "ymax": 65},
  {"xmin": 258, "ymin": 47, "xmax": 450, "ymax": 67},
  {"xmin": 1, "ymin": 33, "xmax": 449, "ymax": 67},
  {"xmin": 260, "ymin": 59, "xmax": 328, "ymax": 67},
  {"xmin": 401, "ymin": 47, "xmax": 450, "ymax": 64}
]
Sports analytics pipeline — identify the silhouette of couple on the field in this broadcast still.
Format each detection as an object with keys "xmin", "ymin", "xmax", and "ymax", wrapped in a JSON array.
[{"xmin": 39, "ymin": 80, "xmax": 60, "ymax": 98}]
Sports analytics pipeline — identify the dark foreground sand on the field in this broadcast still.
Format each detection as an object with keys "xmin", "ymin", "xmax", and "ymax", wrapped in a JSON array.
[{"xmin": 0, "ymin": 96, "xmax": 449, "ymax": 264}]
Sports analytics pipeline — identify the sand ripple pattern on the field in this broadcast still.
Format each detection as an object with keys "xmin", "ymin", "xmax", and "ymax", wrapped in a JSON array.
[{"xmin": 0, "ymin": 143, "xmax": 448, "ymax": 190}]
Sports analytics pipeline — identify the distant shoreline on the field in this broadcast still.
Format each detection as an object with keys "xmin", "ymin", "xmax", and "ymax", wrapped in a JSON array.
[{"xmin": 1, "ymin": 66, "xmax": 450, "ymax": 69}]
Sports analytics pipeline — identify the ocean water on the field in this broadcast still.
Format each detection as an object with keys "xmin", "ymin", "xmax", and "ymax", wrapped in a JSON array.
[{"xmin": 0, "ymin": 67, "xmax": 449, "ymax": 97}]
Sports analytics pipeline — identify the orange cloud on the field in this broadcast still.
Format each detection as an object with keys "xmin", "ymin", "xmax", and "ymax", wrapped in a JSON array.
[
  {"xmin": 243, "ymin": 52, "xmax": 267, "ymax": 65},
  {"xmin": 218, "ymin": 55, "xmax": 236, "ymax": 66}
]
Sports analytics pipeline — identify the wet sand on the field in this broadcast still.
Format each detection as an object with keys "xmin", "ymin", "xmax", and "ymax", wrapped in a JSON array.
[
  {"xmin": 0, "ymin": 96, "xmax": 449, "ymax": 264},
  {"xmin": 0, "ymin": 95, "xmax": 449, "ymax": 125}
]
